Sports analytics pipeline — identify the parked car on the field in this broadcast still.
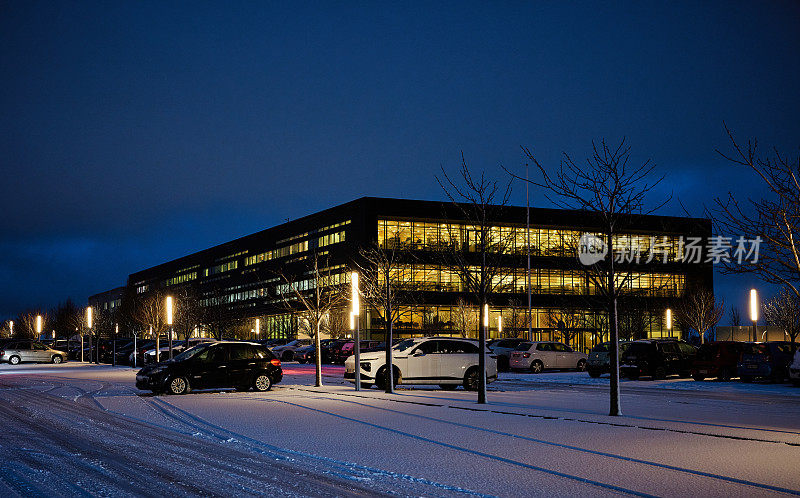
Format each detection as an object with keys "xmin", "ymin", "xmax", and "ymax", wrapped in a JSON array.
[
  {"xmin": 271, "ymin": 339, "xmax": 311, "ymax": 361},
  {"xmin": 294, "ymin": 344, "xmax": 316, "ymax": 363},
  {"xmin": 144, "ymin": 338, "xmax": 216, "ymax": 364},
  {"xmin": 490, "ymin": 338, "xmax": 527, "ymax": 371},
  {"xmin": 345, "ymin": 337, "xmax": 498, "ymax": 391},
  {"xmin": 737, "ymin": 341, "xmax": 795, "ymax": 383},
  {"xmin": 509, "ymin": 341, "xmax": 588, "ymax": 373},
  {"xmin": 619, "ymin": 339, "xmax": 697, "ymax": 380},
  {"xmin": 335, "ymin": 340, "xmax": 382, "ymax": 365},
  {"xmin": 789, "ymin": 349, "xmax": 800, "ymax": 387},
  {"xmin": 691, "ymin": 341, "xmax": 750, "ymax": 381},
  {"xmin": 135, "ymin": 341, "xmax": 282, "ymax": 395},
  {"xmin": 324, "ymin": 339, "xmax": 350, "ymax": 364},
  {"xmin": 587, "ymin": 341, "xmax": 632, "ymax": 378},
  {"xmin": 0, "ymin": 340, "xmax": 67, "ymax": 365}
]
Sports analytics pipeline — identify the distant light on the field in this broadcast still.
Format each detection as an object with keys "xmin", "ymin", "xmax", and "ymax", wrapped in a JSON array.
[
  {"xmin": 9, "ymin": 321, "xmax": 13, "ymax": 335},
  {"xmin": 750, "ymin": 289, "xmax": 758, "ymax": 322},
  {"xmin": 351, "ymin": 272, "xmax": 360, "ymax": 315},
  {"xmin": 483, "ymin": 304, "xmax": 489, "ymax": 328},
  {"xmin": 36, "ymin": 315, "xmax": 42, "ymax": 335},
  {"xmin": 86, "ymin": 307, "xmax": 93, "ymax": 329},
  {"xmin": 666, "ymin": 309, "xmax": 672, "ymax": 330},
  {"xmin": 255, "ymin": 318, "xmax": 260, "ymax": 336},
  {"xmin": 166, "ymin": 296, "xmax": 173, "ymax": 325},
  {"xmin": 115, "ymin": 323, "xmax": 119, "ymax": 335},
  {"xmin": 498, "ymin": 315, "xmax": 503, "ymax": 334}
]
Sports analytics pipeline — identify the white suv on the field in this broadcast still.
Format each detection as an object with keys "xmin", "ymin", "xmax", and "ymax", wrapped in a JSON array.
[{"xmin": 344, "ymin": 337, "xmax": 498, "ymax": 391}]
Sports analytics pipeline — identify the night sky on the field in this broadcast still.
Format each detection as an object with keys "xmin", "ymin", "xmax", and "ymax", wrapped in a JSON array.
[{"xmin": 2, "ymin": 1, "xmax": 799, "ymax": 321}]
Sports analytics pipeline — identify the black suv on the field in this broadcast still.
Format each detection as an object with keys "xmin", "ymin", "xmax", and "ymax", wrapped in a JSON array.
[
  {"xmin": 135, "ymin": 341, "xmax": 283, "ymax": 395},
  {"xmin": 620, "ymin": 339, "xmax": 697, "ymax": 380}
]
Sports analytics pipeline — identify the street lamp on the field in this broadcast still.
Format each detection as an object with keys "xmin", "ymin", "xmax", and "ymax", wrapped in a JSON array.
[
  {"xmin": 8, "ymin": 320, "xmax": 13, "ymax": 338},
  {"xmin": 497, "ymin": 315, "xmax": 502, "ymax": 337},
  {"xmin": 351, "ymin": 271, "xmax": 361, "ymax": 391},
  {"xmin": 665, "ymin": 308, "xmax": 672, "ymax": 337},
  {"xmin": 36, "ymin": 315, "xmax": 42, "ymax": 339},
  {"xmin": 750, "ymin": 289, "xmax": 758, "ymax": 342},
  {"xmin": 85, "ymin": 306, "xmax": 92, "ymax": 363},
  {"xmin": 255, "ymin": 318, "xmax": 260, "ymax": 339},
  {"xmin": 166, "ymin": 296, "xmax": 174, "ymax": 359}
]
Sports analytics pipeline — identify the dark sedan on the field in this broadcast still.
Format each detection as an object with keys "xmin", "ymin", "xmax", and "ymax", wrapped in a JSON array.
[{"xmin": 136, "ymin": 341, "xmax": 282, "ymax": 395}]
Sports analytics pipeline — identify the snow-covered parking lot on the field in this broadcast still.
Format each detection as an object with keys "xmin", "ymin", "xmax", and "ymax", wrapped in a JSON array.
[{"xmin": 1, "ymin": 362, "xmax": 799, "ymax": 497}]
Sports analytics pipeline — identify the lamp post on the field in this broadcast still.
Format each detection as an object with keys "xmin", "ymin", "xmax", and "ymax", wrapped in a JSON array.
[
  {"xmin": 36, "ymin": 315, "xmax": 42, "ymax": 340},
  {"xmin": 351, "ymin": 272, "xmax": 361, "ymax": 391},
  {"xmin": 8, "ymin": 320, "xmax": 13, "ymax": 338},
  {"xmin": 665, "ymin": 308, "xmax": 672, "ymax": 338},
  {"xmin": 750, "ymin": 289, "xmax": 758, "ymax": 342},
  {"xmin": 166, "ymin": 296, "xmax": 174, "ymax": 360},
  {"xmin": 113, "ymin": 323, "xmax": 118, "ymax": 366},
  {"xmin": 85, "ymin": 307, "xmax": 92, "ymax": 363},
  {"xmin": 497, "ymin": 315, "xmax": 503, "ymax": 338},
  {"xmin": 255, "ymin": 318, "xmax": 260, "ymax": 340},
  {"xmin": 151, "ymin": 325, "xmax": 157, "ymax": 365}
]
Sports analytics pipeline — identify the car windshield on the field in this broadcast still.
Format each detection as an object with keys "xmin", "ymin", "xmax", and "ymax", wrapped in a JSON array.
[
  {"xmin": 172, "ymin": 343, "xmax": 210, "ymax": 361},
  {"xmin": 394, "ymin": 339, "xmax": 417, "ymax": 352}
]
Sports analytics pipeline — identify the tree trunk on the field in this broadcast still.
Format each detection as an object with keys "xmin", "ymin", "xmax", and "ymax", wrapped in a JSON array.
[{"xmin": 608, "ymin": 232, "xmax": 621, "ymax": 416}]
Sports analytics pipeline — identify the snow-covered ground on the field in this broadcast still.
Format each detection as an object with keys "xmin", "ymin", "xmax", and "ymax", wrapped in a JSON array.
[{"xmin": 0, "ymin": 361, "xmax": 799, "ymax": 497}]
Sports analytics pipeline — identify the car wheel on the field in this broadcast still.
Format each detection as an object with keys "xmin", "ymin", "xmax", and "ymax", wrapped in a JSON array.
[
  {"xmin": 8, "ymin": 356, "xmax": 20, "ymax": 365},
  {"xmin": 587, "ymin": 368, "xmax": 601, "ymax": 378},
  {"xmin": 653, "ymin": 367, "xmax": 666, "ymax": 380},
  {"xmin": 167, "ymin": 376, "xmax": 189, "ymax": 395},
  {"xmin": 576, "ymin": 359, "xmax": 587, "ymax": 372},
  {"xmin": 439, "ymin": 384, "xmax": 458, "ymax": 391},
  {"xmin": 529, "ymin": 360, "xmax": 544, "ymax": 374},
  {"xmin": 692, "ymin": 374, "xmax": 705, "ymax": 381},
  {"xmin": 52, "ymin": 355, "xmax": 63, "ymax": 364},
  {"xmin": 253, "ymin": 373, "xmax": 272, "ymax": 392},
  {"xmin": 463, "ymin": 367, "xmax": 480, "ymax": 391},
  {"xmin": 376, "ymin": 366, "xmax": 400, "ymax": 391}
]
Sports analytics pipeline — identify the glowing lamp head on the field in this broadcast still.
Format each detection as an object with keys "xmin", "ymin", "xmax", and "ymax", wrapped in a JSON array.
[
  {"xmin": 351, "ymin": 272, "xmax": 360, "ymax": 315},
  {"xmin": 255, "ymin": 318, "xmax": 260, "ymax": 336},
  {"xmin": 483, "ymin": 304, "xmax": 489, "ymax": 328},
  {"xmin": 9, "ymin": 321, "xmax": 13, "ymax": 334},
  {"xmin": 498, "ymin": 315, "xmax": 503, "ymax": 333},
  {"xmin": 166, "ymin": 296, "xmax": 174, "ymax": 325},
  {"xmin": 349, "ymin": 312, "xmax": 355, "ymax": 331},
  {"xmin": 36, "ymin": 315, "xmax": 42, "ymax": 334},
  {"xmin": 666, "ymin": 308, "xmax": 672, "ymax": 330},
  {"xmin": 86, "ymin": 306, "xmax": 93, "ymax": 329},
  {"xmin": 749, "ymin": 289, "xmax": 758, "ymax": 322}
]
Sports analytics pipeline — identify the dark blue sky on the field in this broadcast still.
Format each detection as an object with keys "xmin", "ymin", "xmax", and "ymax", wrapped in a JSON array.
[{"xmin": 2, "ymin": 1, "xmax": 799, "ymax": 320}]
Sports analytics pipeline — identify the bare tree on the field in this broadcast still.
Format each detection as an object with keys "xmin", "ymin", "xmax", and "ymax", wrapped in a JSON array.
[
  {"xmin": 451, "ymin": 297, "xmax": 477, "ymax": 338},
  {"xmin": 714, "ymin": 125, "xmax": 800, "ymax": 298},
  {"xmin": 508, "ymin": 139, "xmax": 669, "ymax": 416},
  {"xmin": 437, "ymin": 154, "xmax": 513, "ymax": 403},
  {"xmin": 201, "ymin": 288, "xmax": 231, "ymax": 340},
  {"xmin": 134, "ymin": 291, "xmax": 166, "ymax": 343},
  {"xmin": 545, "ymin": 306, "xmax": 585, "ymax": 347},
  {"xmin": 676, "ymin": 288, "xmax": 724, "ymax": 345},
  {"xmin": 357, "ymin": 243, "xmax": 415, "ymax": 393},
  {"xmin": 175, "ymin": 286, "xmax": 202, "ymax": 340},
  {"xmin": 763, "ymin": 287, "xmax": 800, "ymax": 346},
  {"xmin": 15, "ymin": 310, "xmax": 45, "ymax": 339},
  {"xmin": 276, "ymin": 251, "xmax": 347, "ymax": 387},
  {"xmin": 729, "ymin": 306, "xmax": 742, "ymax": 327},
  {"xmin": 504, "ymin": 299, "xmax": 526, "ymax": 338}
]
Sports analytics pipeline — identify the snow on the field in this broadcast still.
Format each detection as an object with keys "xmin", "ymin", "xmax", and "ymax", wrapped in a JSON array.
[{"xmin": 0, "ymin": 361, "xmax": 798, "ymax": 497}]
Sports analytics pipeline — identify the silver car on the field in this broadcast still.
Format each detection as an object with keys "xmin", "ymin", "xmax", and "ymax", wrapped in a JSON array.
[{"xmin": 1, "ymin": 340, "xmax": 67, "ymax": 365}]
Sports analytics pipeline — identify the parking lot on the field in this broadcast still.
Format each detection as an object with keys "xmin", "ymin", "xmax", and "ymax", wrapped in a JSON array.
[{"xmin": 0, "ymin": 361, "xmax": 799, "ymax": 497}]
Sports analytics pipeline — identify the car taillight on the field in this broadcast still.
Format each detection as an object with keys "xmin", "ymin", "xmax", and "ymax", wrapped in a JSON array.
[
  {"xmin": 270, "ymin": 359, "xmax": 281, "ymax": 367},
  {"xmin": 523, "ymin": 353, "xmax": 531, "ymax": 358}
]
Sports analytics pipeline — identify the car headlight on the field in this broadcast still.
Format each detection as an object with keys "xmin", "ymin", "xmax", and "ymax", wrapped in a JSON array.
[{"xmin": 360, "ymin": 362, "xmax": 372, "ymax": 372}]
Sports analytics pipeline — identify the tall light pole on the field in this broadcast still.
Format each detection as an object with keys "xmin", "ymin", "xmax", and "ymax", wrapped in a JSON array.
[
  {"xmin": 750, "ymin": 289, "xmax": 758, "ymax": 342},
  {"xmin": 112, "ymin": 323, "xmax": 118, "ymax": 366},
  {"xmin": 480, "ymin": 303, "xmax": 488, "ymax": 403},
  {"xmin": 526, "ymin": 162, "xmax": 532, "ymax": 342},
  {"xmin": 85, "ymin": 307, "xmax": 92, "ymax": 363},
  {"xmin": 166, "ymin": 296, "xmax": 174, "ymax": 360},
  {"xmin": 36, "ymin": 315, "xmax": 42, "ymax": 340},
  {"xmin": 351, "ymin": 272, "xmax": 361, "ymax": 391},
  {"xmin": 665, "ymin": 308, "xmax": 672, "ymax": 338}
]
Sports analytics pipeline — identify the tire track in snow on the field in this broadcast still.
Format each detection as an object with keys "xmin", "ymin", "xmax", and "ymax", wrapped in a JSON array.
[{"xmin": 281, "ymin": 390, "xmax": 800, "ymax": 496}]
